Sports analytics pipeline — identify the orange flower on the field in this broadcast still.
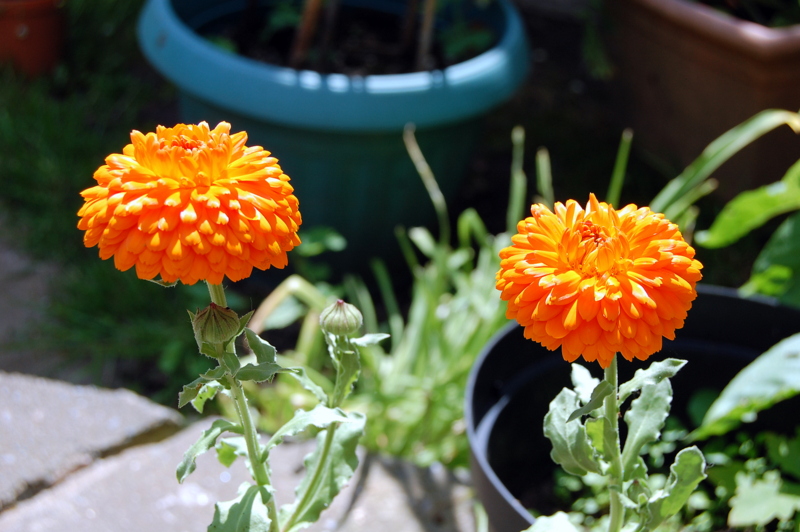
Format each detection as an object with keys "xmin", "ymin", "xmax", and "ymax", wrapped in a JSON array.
[
  {"xmin": 77, "ymin": 122, "xmax": 301, "ymax": 286},
  {"xmin": 496, "ymin": 194, "xmax": 702, "ymax": 368}
]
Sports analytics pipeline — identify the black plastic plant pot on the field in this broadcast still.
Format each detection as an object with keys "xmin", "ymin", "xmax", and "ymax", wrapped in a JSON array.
[{"xmin": 465, "ymin": 284, "xmax": 800, "ymax": 532}]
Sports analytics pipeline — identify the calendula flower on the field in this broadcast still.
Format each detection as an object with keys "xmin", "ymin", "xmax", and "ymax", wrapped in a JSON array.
[
  {"xmin": 496, "ymin": 194, "xmax": 702, "ymax": 368},
  {"xmin": 77, "ymin": 122, "xmax": 301, "ymax": 285}
]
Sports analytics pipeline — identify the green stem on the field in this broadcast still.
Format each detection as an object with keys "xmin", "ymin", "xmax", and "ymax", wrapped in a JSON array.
[
  {"xmin": 281, "ymin": 424, "xmax": 337, "ymax": 532},
  {"xmin": 604, "ymin": 355, "xmax": 624, "ymax": 532},
  {"xmin": 207, "ymin": 282, "xmax": 279, "ymax": 531},
  {"xmin": 207, "ymin": 282, "xmax": 228, "ymax": 307}
]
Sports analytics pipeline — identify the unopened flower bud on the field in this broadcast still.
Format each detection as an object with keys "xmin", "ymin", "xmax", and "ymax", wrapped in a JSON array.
[
  {"xmin": 191, "ymin": 303, "xmax": 241, "ymax": 346},
  {"xmin": 319, "ymin": 300, "xmax": 362, "ymax": 336}
]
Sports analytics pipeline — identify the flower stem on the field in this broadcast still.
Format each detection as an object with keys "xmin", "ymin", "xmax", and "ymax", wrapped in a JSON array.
[
  {"xmin": 604, "ymin": 355, "xmax": 624, "ymax": 532},
  {"xmin": 207, "ymin": 282, "xmax": 279, "ymax": 531}
]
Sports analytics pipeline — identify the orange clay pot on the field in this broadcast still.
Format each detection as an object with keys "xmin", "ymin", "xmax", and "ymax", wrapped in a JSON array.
[
  {"xmin": 605, "ymin": 0, "xmax": 800, "ymax": 199},
  {"xmin": 0, "ymin": 0, "xmax": 65, "ymax": 76}
]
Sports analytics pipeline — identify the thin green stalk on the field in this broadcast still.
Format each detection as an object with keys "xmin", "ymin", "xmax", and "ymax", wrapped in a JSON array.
[
  {"xmin": 604, "ymin": 355, "xmax": 624, "ymax": 532},
  {"xmin": 506, "ymin": 126, "xmax": 527, "ymax": 234},
  {"xmin": 606, "ymin": 128, "xmax": 632, "ymax": 208},
  {"xmin": 536, "ymin": 147, "xmax": 554, "ymax": 210},
  {"xmin": 208, "ymin": 282, "xmax": 279, "ymax": 531}
]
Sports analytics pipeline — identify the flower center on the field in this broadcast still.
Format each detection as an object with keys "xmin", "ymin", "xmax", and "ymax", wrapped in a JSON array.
[{"xmin": 575, "ymin": 220, "xmax": 618, "ymax": 275}]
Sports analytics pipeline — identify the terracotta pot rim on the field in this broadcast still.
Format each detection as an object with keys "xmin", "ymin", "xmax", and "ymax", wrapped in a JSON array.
[{"xmin": 621, "ymin": 0, "xmax": 800, "ymax": 59}]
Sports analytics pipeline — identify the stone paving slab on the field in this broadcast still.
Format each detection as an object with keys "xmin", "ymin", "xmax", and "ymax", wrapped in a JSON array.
[
  {"xmin": 0, "ymin": 416, "xmax": 475, "ymax": 532},
  {"xmin": 0, "ymin": 371, "xmax": 183, "ymax": 510}
]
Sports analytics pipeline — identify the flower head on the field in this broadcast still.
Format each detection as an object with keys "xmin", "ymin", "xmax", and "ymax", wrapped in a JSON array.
[
  {"xmin": 496, "ymin": 194, "xmax": 702, "ymax": 368},
  {"xmin": 77, "ymin": 122, "xmax": 301, "ymax": 285}
]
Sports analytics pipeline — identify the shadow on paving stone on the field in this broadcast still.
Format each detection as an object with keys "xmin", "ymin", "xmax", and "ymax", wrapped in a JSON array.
[
  {"xmin": 0, "ymin": 415, "xmax": 476, "ymax": 532},
  {"xmin": 0, "ymin": 372, "xmax": 182, "ymax": 512}
]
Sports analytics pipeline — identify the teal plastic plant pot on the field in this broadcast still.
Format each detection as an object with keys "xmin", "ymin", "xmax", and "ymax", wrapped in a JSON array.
[{"xmin": 137, "ymin": 0, "xmax": 529, "ymax": 273}]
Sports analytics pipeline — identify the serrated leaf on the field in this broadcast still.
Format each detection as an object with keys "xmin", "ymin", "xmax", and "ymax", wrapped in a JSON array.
[
  {"xmin": 543, "ymin": 388, "xmax": 601, "ymax": 476},
  {"xmin": 216, "ymin": 437, "xmax": 249, "ymax": 468},
  {"xmin": 278, "ymin": 412, "xmax": 365, "ymax": 532},
  {"xmin": 618, "ymin": 358, "xmax": 686, "ymax": 404},
  {"xmin": 236, "ymin": 362, "xmax": 288, "ymax": 383},
  {"xmin": 349, "ymin": 333, "xmax": 390, "ymax": 347},
  {"xmin": 523, "ymin": 512, "xmax": 581, "ymax": 532},
  {"xmin": 285, "ymin": 367, "xmax": 328, "ymax": 404},
  {"xmin": 644, "ymin": 447, "xmax": 707, "ymax": 530},
  {"xmin": 728, "ymin": 470, "xmax": 800, "ymax": 526},
  {"xmin": 245, "ymin": 328, "xmax": 277, "ymax": 365},
  {"xmin": 177, "ymin": 419, "xmax": 243, "ymax": 483},
  {"xmin": 209, "ymin": 483, "xmax": 272, "ymax": 532},
  {"xmin": 200, "ymin": 341, "xmax": 223, "ymax": 359},
  {"xmin": 568, "ymin": 380, "xmax": 613, "ymax": 422},
  {"xmin": 695, "ymin": 158, "xmax": 800, "ymax": 249},
  {"xmin": 622, "ymin": 379, "xmax": 673, "ymax": 474},
  {"xmin": 178, "ymin": 377, "xmax": 207, "ymax": 409},
  {"xmin": 692, "ymin": 333, "xmax": 800, "ymax": 440},
  {"xmin": 192, "ymin": 381, "xmax": 222, "ymax": 413},
  {"xmin": 571, "ymin": 363, "xmax": 600, "ymax": 405},
  {"xmin": 264, "ymin": 404, "xmax": 353, "ymax": 458},
  {"xmin": 236, "ymin": 310, "xmax": 255, "ymax": 337},
  {"xmin": 202, "ymin": 366, "xmax": 228, "ymax": 380}
]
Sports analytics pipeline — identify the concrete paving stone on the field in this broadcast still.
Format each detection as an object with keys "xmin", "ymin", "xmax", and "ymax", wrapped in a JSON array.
[
  {"xmin": 0, "ymin": 372, "xmax": 183, "ymax": 510},
  {"xmin": 0, "ymin": 417, "xmax": 476, "ymax": 532}
]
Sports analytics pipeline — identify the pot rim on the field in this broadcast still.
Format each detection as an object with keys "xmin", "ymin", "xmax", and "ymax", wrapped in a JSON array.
[{"xmin": 137, "ymin": 0, "xmax": 529, "ymax": 132}]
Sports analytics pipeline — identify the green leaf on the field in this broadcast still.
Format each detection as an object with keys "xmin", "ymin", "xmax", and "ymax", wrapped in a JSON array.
[
  {"xmin": 741, "ymin": 211, "xmax": 800, "ymax": 304},
  {"xmin": 349, "ymin": 333, "xmax": 390, "ymax": 347},
  {"xmin": 570, "ymin": 363, "xmax": 600, "ymax": 405},
  {"xmin": 523, "ymin": 512, "xmax": 581, "ymax": 532},
  {"xmin": 408, "ymin": 227, "xmax": 437, "ymax": 258},
  {"xmin": 278, "ymin": 412, "xmax": 365, "ymax": 532},
  {"xmin": 209, "ymin": 483, "xmax": 272, "ymax": 532},
  {"xmin": 177, "ymin": 419, "xmax": 243, "ymax": 483},
  {"xmin": 216, "ymin": 437, "xmax": 249, "ymax": 468},
  {"xmin": 200, "ymin": 341, "xmax": 223, "ymax": 359},
  {"xmin": 245, "ymin": 328, "xmax": 277, "ymax": 365},
  {"xmin": 192, "ymin": 381, "xmax": 223, "ymax": 413},
  {"xmin": 695, "ymin": 158, "xmax": 800, "ymax": 248},
  {"xmin": 285, "ymin": 367, "xmax": 328, "ymax": 404},
  {"xmin": 568, "ymin": 380, "xmax": 613, "ymax": 422},
  {"xmin": 622, "ymin": 379, "xmax": 673, "ymax": 474},
  {"xmin": 236, "ymin": 310, "xmax": 255, "ymax": 337},
  {"xmin": 728, "ymin": 470, "xmax": 800, "ymax": 526},
  {"xmin": 178, "ymin": 376, "xmax": 207, "ymax": 409},
  {"xmin": 221, "ymin": 350, "xmax": 241, "ymax": 374},
  {"xmin": 650, "ymin": 109, "xmax": 800, "ymax": 216},
  {"xmin": 766, "ymin": 432, "xmax": 800, "ymax": 480},
  {"xmin": 543, "ymin": 388, "xmax": 602, "ymax": 476},
  {"xmin": 692, "ymin": 333, "xmax": 800, "ymax": 440},
  {"xmin": 644, "ymin": 447, "xmax": 707, "ymax": 530},
  {"xmin": 618, "ymin": 358, "xmax": 686, "ymax": 404},
  {"xmin": 264, "ymin": 404, "xmax": 353, "ymax": 457},
  {"xmin": 236, "ymin": 362, "xmax": 288, "ymax": 383},
  {"xmin": 331, "ymin": 349, "xmax": 360, "ymax": 406},
  {"xmin": 585, "ymin": 417, "xmax": 606, "ymax": 457}
]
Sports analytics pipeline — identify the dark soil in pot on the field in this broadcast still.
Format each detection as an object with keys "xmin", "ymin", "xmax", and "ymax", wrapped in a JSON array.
[
  {"xmin": 467, "ymin": 285, "xmax": 800, "ymax": 531},
  {"xmin": 193, "ymin": 0, "xmax": 498, "ymax": 75}
]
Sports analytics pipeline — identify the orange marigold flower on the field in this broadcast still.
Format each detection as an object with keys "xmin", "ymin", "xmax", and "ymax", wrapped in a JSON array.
[
  {"xmin": 496, "ymin": 194, "xmax": 702, "ymax": 368},
  {"xmin": 77, "ymin": 122, "xmax": 302, "ymax": 286}
]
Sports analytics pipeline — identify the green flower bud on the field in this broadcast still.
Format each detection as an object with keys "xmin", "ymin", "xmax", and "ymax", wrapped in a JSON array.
[
  {"xmin": 191, "ymin": 303, "xmax": 241, "ymax": 346},
  {"xmin": 319, "ymin": 300, "xmax": 363, "ymax": 336}
]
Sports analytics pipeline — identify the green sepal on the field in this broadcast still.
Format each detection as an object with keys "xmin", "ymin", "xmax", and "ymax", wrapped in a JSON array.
[
  {"xmin": 236, "ymin": 362, "xmax": 290, "ymax": 383},
  {"xmin": 216, "ymin": 437, "xmax": 249, "ymax": 468},
  {"xmin": 621, "ymin": 379, "xmax": 673, "ymax": 474},
  {"xmin": 544, "ymin": 388, "xmax": 602, "ymax": 476},
  {"xmin": 568, "ymin": 380, "xmax": 613, "ymax": 422},
  {"xmin": 209, "ymin": 483, "xmax": 273, "ymax": 532},
  {"xmin": 245, "ymin": 328, "xmax": 277, "ymax": 365},
  {"xmin": 349, "ymin": 333, "xmax": 390, "ymax": 347},
  {"xmin": 278, "ymin": 412, "xmax": 366, "ymax": 532},
  {"xmin": 643, "ymin": 446, "xmax": 707, "ymax": 530},
  {"xmin": 618, "ymin": 358, "xmax": 686, "ymax": 404},
  {"xmin": 263, "ymin": 404, "xmax": 353, "ymax": 459},
  {"xmin": 192, "ymin": 381, "xmax": 223, "ymax": 413},
  {"xmin": 200, "ymin": 341, "xmax": 224, "ymax": 359},
  {"xmin": 177, "ymin": 419, "xmax": 243, "ymax": 483}
]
